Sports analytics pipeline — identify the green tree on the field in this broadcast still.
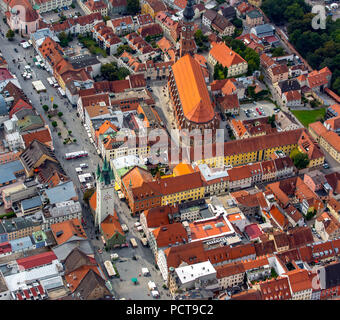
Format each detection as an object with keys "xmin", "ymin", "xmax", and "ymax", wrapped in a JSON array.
[
  {"xmin": 6, "ymin": 29, "xmax": 14, "ymax": 41},
  {"xmin": 267, "ymin": 114, "xmax": 276, "ymax": 128},
  {"xmin": 101, "ymin": 62, "xmax": 130, "ymax": 81},
  {"xmin": 213, "ymin": 63, "xmax": 225, "ymax": 80},
  {"xmin": 51, "ymin": 121, "xmax": 58, "ymax": 128},
  {"xmin": 290, "ymin": 149, "xmax": 309, "ymax": 169},
  {"xmin": 83, "ymin": 188, "xmax": 95, "ymax": 204},
  {"xmin": 116, "ymin": 44, "xmax": 134, "ymax": 56},
  {"xmin": 58, "ymin": 112, "xmax": 63, "ymax": 117},
  {"xmin": 70, "ymin": 2, "xmax": 75, "ymax": 8},
  {"xmin": 127, "ymin": 0, "xmax": 140, "ymax": 15},
  {"xmin": 271, "ymin": 47, "xmax": 286, "ymax": 57},
  {"xmin": 231, "ymin": 18, "xmax": 243, "ymax": 29},
  {"xmin": 42, "ymin": 105, "xmax": 49, "ymax": 112},
  {"xmin": 103, "ymin": 15, "xmax": 110, "ymax": 22}
]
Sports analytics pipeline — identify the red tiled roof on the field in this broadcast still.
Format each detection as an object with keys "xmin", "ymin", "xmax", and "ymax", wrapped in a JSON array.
[
  {"xmin": 171, "ymin": 55, "xmax": 215, "ymax": 124},
  {"xmin": 16, "ymin": 251, "xmax": 57, "ymax": 270},
  {"xmin": 22, "ymin": 128, "xmax": 52, "ymax": 148},
  {"xmin": 244, "ymin": 223, "xmax": 263, "ymax": 240},
  {"xmin": 215, "ymin": 261, "xmax": 245, "ymax": 279},
  {"xmin": 259, "ymin": 277, "xmax": 292, "ymax": 300},
  {"xmin": 152, "ymin": 223, "xmax": 188, "ymax": 248},
  {"xmin": 144, "ymin": 206, "xmax": 175, "ymax": 228}
]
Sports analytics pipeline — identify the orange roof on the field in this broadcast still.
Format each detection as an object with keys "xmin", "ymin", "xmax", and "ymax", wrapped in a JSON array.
[
  {"xmin": 95, "ymin": 120, "xmax": 118, "ymax": 139},
  {"xmin": 89, "ymin": 191, "xmax": 97, "ymax": 211},
  {"xmin": 221, "ymin": 79, "xmax": 237, "ymax": 95},
  {"xmin": 173, "ymin": 163, "xmax": 194, "ymax": 176},
  {"xmin": 101, "ymin": 214, "xmax": 124, "ymax": 239},
  {"xmin": 152, "ymin": 223, "xmax": 188, "ymax": 248},
  {"xmin": 215, "ymin": 262, "xmax": 245, "ymax": 279},
  {"xmin": 65, "ymin": 266, "xmax": 101, "ymax": 292},
  {"xmin": 309, "ymin": 121, "xmax": 327, "ymax": 136},
  {"xmin": 21, "ymin": 128, "xmax": 52, "ymax": 148},
  {"xmin": 194, "ymin": 53, "xmax": 207, "ymax": 67},
  {"xmin": 284, "ymin": 269, "xmax": 312, "ymax": 293},
  {"xmin": 320, "ymin": 130, "xmax": 340, "ymax": 153},
  {"xmin": 270, "ymin": 205, "xmax": 289, "ymax": 229},
  {"xmin": 259, "ymin": 277, "xmax": 292, "ymax": 300},
  {"xmin": 227, "ymin": 213, "xmax": 244, "ymax": 222},
  {"xmin": 171, "ymin": 54, "xmax": 215, "ymax": 124},
  {"xmin": 209, "ymin": 42, "xmax": 246, "ymax": 68},
  {"xmin": 189, "ymin": 216, "xmax": 232, "ymax": 241},
  {"xmin": 242, "ymin": 256, "xmax": 269, "ymax": 271},
  {"xmin": 143, "ymin": 206, "xmax": 174, "ymax": 228},
  {"xmin": 50, "ymin": 218, "xmax": 87, "ymax": 245}
]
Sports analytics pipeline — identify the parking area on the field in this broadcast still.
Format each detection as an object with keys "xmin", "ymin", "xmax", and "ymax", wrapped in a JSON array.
[
  {"xmin": 40, "ymin": 6, "xmax": 83, "ymax": 24},
  {"xmin": 237, "ymin": 100, "xmax": 278, "ymax": 121}
]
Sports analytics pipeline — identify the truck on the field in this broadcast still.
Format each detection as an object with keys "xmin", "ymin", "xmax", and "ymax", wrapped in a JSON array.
[
  {"xmin": 130, "ymin": 238, "xmax": 138, "ymax": 248},
  {"xmin": 141, "ymin": 238, "xmax": 148, "ymax": 247},
  {"xmin": 104, "ymin": 260, "xmax": 116, "ymax": 278},
  {"xmin": 75, "ymin": 167, "xmax": 83, "ymax": 174},
  {"xmin": 46, "ymin": 77, "xmax": 54, "ymax": 86}
]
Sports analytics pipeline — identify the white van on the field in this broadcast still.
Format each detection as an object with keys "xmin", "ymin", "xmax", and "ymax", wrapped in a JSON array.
[{"xmin": 80, "ymin": 163, "xmax": 88, "ymax": 168}]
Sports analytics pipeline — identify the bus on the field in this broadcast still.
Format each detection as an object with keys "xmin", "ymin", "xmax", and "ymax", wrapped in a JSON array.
[
  {"xmin": 104, "ymin": 260, "xmax": 116, "ymax": 278},
  {"xmin": 130, "ymin": 238, "xmax": 138, "ymax": 248},
  {"xmin": 65, "ymin": 151, "xmax": 88, "ymax": 160}
]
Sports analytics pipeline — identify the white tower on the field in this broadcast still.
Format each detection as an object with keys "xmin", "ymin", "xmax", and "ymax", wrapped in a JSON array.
[{"xmin": 95, "ymin": 159, "xmax": 115, "ymax": 227}]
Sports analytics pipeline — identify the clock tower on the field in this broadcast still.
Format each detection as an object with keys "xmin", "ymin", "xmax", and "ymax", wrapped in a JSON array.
[
  {"xmin": 95, "ymin": 158, "xmax": 115, "ymax": 227},
  {"xmin": 179, "ymin": 0, "xmax": 197, "ymax": 58}
]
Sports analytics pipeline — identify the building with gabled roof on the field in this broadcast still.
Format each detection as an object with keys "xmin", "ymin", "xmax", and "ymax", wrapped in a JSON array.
[
  {"xmin": 64, "ymin": 269, "xmax": 111, "ymax": 300},
  {"xmin": 50, "ymin": 218, "xmax": 87, "ymax": 245},
  {"xmin": 168, "ymin": 54, "xmax": 219, "ymax": 134},
  {"xmin": 215, "ymin": 261, "xmax": 245, "ymax": 289},
  {"xmin": 100, "ymin": 213, "xmax": 126, "ymax": 249},
  {"xmin": 208, "ymin": 42, "xmax": 248, "ymax": 77},
  {"xmin": 257, "ymin": 276, "xmax": 292, "ymax": 300}
]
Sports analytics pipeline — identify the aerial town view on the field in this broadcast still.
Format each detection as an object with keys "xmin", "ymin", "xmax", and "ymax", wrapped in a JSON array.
[{"xmin": 0, "ymin": 0, "xmax": 339, "ymax": 307}]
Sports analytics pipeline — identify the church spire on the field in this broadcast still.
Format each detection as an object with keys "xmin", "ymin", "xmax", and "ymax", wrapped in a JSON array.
[{"xmin": 183, "ymin": 0, "xmax": 195, "ymax": 22}]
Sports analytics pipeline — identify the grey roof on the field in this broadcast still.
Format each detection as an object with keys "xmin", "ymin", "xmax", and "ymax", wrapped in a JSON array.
[
  {"xmin": 0, "ymin": 94, "xmax": 8, "ymax": 116},
  {"xmin": 278, "ymin": 79, "xmax": 301, "ymax": 93},
  {"xmin": 2, "ymin": 217, "xmax": 38, "ymax": 233},
  {"xmin": 246, "ymin": 9, "xmax": 262, "ymax": 19},
  {"xmin": 252, "ymin": 24, "xmax": 274, "ymax": 35},
  {"xmin": 44, "ymin": 181, "xmax": 77, "ymax": 204},
  {"xmin": 20, "ymin": 140, "xmax": 57, "ymax": 173},
  {"xmin": 21, "ymin": 196, "xmax": 42, "ymax": 211},
  {"xmin": 221, "ymin": 6, "xmax": 236, "ymax": 18},
  {"xmin": 70, "ymin": 55, "xmax": 100, "ymax": 70},
  {"xmin": 0, "ymin": 272, "xmax": 8, "ymax": 293},
  {"xmin": 30, "ymin": 28, "xmax": 59, "ymax": 42},
  {"xmin": 0, "ymin": 160, "xmax": 24, "ymax": 185},
  {"xmin": 203, "ymin": 9, "xmax": 217, "ymax": 22},
  {"xmin": 9, "ymin": 236, "xmax": 33, "ymax": 252},
  {"xmin": 0, "ymin": 223, "xmax": 5, "ymax": 235},
  {"xmin": 319, "ymin": 262, "xmax": 340, "ymax": 289},
  {"xmin": 52, "ymin": 239, "xmax": 94, "ymax": 261}
]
